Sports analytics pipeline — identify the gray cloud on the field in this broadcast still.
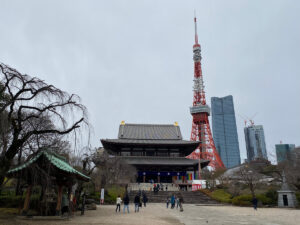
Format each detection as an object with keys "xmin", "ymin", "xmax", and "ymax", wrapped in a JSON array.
[{"xmin": 1, "ymin": 0, "xmax": 299, "ymax": 162}]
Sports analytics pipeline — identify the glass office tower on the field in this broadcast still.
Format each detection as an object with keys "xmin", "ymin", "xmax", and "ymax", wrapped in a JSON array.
[
  {"xmin": 275, "ymin": 144, "xmax": 295, "ymax": 163},
  {"xmin": 211, "ymin": 95, "xmax": 241, "ymax": 168},
  {"xmin": 244, "ymin": 125, "xmax": 268, "ymax": 161}
]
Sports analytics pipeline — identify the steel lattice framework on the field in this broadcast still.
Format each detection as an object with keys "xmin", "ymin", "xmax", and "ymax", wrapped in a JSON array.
[{"xmin": 187, "ymin": 16, "xmax": 225, "ymax": 170}]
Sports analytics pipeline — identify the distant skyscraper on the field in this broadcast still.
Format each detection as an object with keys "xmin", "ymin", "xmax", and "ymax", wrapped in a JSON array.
[
  {"xmin": 276, "ymin": 144, "xmax": 295, "ymax": 163},
  {"xmin": 211, "ymin": 95, "xmax": 241, "ymax": 168},
  {"xmin": 244, "ymin": 125, "xmax": 268, "ymax": 161}
]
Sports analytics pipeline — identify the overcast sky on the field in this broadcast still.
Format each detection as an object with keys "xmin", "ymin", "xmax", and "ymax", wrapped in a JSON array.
[{"xmin": 1, "ymin": 0, "xmax": 299, "ymax": 162}]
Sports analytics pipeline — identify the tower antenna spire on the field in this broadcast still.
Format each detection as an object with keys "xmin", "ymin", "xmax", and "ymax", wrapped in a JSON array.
[{"xmin": 194, "ymin": 10, "xmax": 198, "ymax": 44}]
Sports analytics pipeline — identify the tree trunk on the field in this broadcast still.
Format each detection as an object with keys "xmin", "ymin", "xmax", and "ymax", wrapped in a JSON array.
[
  {"xmin": 56, "ymin": 185, "xmax": 63, "ymax": 215},
  {"xmin": 15, "ymin": 148, "xmax": 23, "ymax": 195},
  {"xmin": 249, "ymin": 183, "xmax": 256, "ymax": 198},
  {"xmin": 22, "ymin": 185, "xmax": 32, "ymax": 213},
  {"xmin": 0, "ymin": 156, "xmax": 12, "ymax": 188}
]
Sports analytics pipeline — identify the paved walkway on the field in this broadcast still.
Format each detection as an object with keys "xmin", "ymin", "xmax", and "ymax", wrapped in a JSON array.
[{"xmin": 1, "ymin": 204, "xmax": 299, "ymax": 225}]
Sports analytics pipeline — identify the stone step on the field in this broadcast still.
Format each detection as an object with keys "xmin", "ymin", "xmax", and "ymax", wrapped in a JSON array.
[{"xmin": 128, "ymin": 191, "xmax": 218, "ymax": 204}]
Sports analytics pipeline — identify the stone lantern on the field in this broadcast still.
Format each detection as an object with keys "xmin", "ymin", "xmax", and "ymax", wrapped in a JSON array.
[{"xmin": 277, "ymin": 172, "xmax": 298, "ymax": 208}]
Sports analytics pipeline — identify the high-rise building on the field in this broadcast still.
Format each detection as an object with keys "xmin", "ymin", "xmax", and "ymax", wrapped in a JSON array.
[
  {"xmin": 211, "ymin": 95, "xmax": 241, "ymax": 168},
  {"xmin": 276, "ymin": 144, "xmax": 295, "ymax": 163},
  {"xmin": 244, "ymin": 125, "xmax": 268, "ymax": 161}
]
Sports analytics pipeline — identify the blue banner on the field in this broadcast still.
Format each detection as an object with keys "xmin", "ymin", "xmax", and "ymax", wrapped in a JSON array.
[{"xmin": 138, "ymin": 171, "xmax": 186, "ymax": 176}]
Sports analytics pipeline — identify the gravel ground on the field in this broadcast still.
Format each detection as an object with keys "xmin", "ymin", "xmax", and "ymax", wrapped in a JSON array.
[
  {"xmin": 169, "ymin": 204, "xmax": 300, "ymax": 225},
  {"xmin": 0, "ymin": 204, "xmax": 183, "ymax": 225},
  {"xmin": 0, "ymin": 203, "xmax": 299, "ymax": 225}
]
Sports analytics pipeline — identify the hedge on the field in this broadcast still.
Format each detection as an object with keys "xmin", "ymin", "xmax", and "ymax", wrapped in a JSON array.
[
  {"xmin": 0, "ymin": 194, "xmax": 40, "ymax": 208},
  {"xmin": 210, "ymin": 189, "xmax": 232, "ymax": 203},
  {"xmin": 231, "ymin": 194, "xmax": 273, "ymax": 206},
  {"xmin": 232, "ymin": 195, "xmax": 252, "ymax": 206}
]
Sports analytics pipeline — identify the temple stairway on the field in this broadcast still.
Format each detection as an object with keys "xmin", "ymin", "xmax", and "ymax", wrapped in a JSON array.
[{"xmin": 128, "ymin": 190, "xmax": 219, "ymax": 204}]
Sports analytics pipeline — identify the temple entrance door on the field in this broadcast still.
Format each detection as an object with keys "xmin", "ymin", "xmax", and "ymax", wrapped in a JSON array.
[
  {"xmin": 137, "ymin": 174, "xmax": 158, "ymax": 183},
  {"xmin": 145, "ymin": 174, "xmax": 159, "ymax": 183},
  {"xmin": 283, "ymin": 195, "xmax": 288, "ymax": 206},
  {"xmin": 160, "ymin": 176, "xmax": 172, "ymax": 183}
]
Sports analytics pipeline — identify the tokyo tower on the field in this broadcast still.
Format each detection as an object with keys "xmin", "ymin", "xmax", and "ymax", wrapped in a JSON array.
[{"xmin": 187, "ymin": 16, "xmax": 225, "ymax": 170}]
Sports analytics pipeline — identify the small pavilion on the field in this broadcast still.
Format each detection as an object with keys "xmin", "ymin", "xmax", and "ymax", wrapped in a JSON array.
[
  {"xmin": 7, "ymin": 150, "xmax": 90, "ymax": 215},
  {"xmin": 277, "ymin": 172, "xmax": 298, "ymax": 208}
]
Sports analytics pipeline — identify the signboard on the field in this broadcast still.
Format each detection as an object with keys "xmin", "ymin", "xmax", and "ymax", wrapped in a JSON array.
[{"xmin": 192, "ymin": 180, "xmax": 206, "ymax": 191}]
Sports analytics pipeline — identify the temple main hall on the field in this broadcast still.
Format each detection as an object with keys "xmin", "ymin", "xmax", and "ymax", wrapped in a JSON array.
[{"xmin": 101, "ymin": 122, "xmax": 209, "ymax": 186}]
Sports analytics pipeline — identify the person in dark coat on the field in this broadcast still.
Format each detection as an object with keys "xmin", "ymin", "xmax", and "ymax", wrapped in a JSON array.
[
  {"xmin": 252, "ymin": 197, "xmax": 258, "ymax": 210},
  {"xmin": 123, "ymin": 194, "xmax": 130, "ymax": 213},
  {"xmin": 134, "ymin": 194, "xmax": 140, "ymax": 212},
  {"xmin": 178, "ymin": 193, "xmax": 184, "ymax": 212},
  {"xmin": 166, "ymin": 197, "xmax": 170, "ymax": 208},
  {"xmin": 142, "ymin": 193, "xmax": 148, "ymax": 207}
]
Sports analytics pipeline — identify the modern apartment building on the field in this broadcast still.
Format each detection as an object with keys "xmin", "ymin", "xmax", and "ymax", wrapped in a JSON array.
[
  {"xmin": 211, "ymin": 95, "xmax": 241, "ymax": 168},
  {"xmin": 244, "ymin": 125, "xmax": 268, "ymax": 161}
]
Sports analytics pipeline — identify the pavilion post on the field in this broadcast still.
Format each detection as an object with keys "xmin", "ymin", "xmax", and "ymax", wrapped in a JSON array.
[
  {"xmin": 56, "ymin": 185, "xmax": 63, "ymax": 215},
  {"xmin": 22, "ymin": 185, "xmax": 32, "ymax": 213},
  {"xmin": 143, "ymin": 175, "xmax": 146, "ymax": 183},
  {"xmin": 157, "ymin": 175, "xmax": 160, "ymax": 183}
]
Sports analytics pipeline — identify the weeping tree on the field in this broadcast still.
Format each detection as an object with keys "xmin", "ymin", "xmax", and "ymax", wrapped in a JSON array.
[
  {"xmin": 93, "ymin": 149, "xmax": 136, "ymax": 189},
  {"xmin": 0, "ymin": 62, "xmax": 88, "ymax": 187}
]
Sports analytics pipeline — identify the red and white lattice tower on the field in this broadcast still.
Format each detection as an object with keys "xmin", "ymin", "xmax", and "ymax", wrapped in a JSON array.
[{"xmin": 187, "ymin": 16, "xmax": 225, "ymax": 170}]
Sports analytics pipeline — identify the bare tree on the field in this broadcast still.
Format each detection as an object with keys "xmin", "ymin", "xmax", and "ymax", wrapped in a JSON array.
[
  {"xmin": 0, "ymin": 82, "xmax": 10, "ymax": 153},
  {"xmin": 237, "ymin": 163, "xmax": 264, "ymax": 198},
  {"xmin": 279, "ymin": 147, "xmax": 300, "ymax": 190},
  {"xmin": 0, "ymin": 63, "xmax": 88, "ymax": 186},
  {"xmin": 93, "ymin": 149, "xmax": 136, "ymax": 189},
  {"xmin": 68, "ymin": 147, "xmax": 98, "ymax": 204}
]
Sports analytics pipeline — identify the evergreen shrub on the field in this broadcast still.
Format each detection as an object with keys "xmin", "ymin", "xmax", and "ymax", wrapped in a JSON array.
[
  {"xmin": 232, "ymin": 194, "xmax": 252, "ymax": 206},
  {"xmin": 211, "ymin": 189, "xmax": 232, "ymax": 203}
]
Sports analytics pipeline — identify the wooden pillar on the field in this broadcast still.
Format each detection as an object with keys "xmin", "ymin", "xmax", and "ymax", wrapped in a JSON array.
[
  {"xmin": 143, "ymin": 175, "xmax": 146, "ymax": 183},
  {"xmin": 56, "ymin": 185, "xmax": 63, "ymax": 214},
  {"xmin": 157, "ymin": 175, "xmax": 160, "ymax": 183},
  {"xmin": 23, "ymin": 185, "xmax": 32, "ymax": 212}
]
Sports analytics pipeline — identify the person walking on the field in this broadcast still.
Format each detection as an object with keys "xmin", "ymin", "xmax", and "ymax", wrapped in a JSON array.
[
  {"xmin": 166, "ymin": 197, "xmax": 170, "ymax": 208},
  {"xmin": 170, "ymin": 194, "xmax": 175, "ymax": 209},
  {"xmin": 143, "ymin": 193, "xmax": 148, "ymax": 207},
  {"xmin": 123, "ymin": 194, "xmax": 130, "ymax": 214},
  {"xmin": 134, "ymin": 194, "xmax": 140, "ymax": 212},
  {"xmin": 116, "ymin": 195, "xmax": 122, "ymax": 212},
  {"xmin": 178, "ymin": 193, "xmax": 184, "ymax": 212},
  {"xmin": 176, "ymin": 196, "xmax": 180, "ymax": 209},
  {"xmin": 252, "ymin": 197, "xmax": 258, "ymax": 210}
]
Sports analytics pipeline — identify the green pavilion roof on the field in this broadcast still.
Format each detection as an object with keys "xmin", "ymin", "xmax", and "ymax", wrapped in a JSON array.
[{"xmin": 7, "ymin": 150, "xmax": 90, "ymax": 181}]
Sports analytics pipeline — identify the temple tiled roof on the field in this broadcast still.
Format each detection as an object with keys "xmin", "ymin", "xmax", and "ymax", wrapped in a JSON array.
[
  {"xmin": 101, "ymin": 139, "xmax": 199, "ymax": 145},
  {"xmin": 118, "ymin": 123, "xmax": 182, "ymax": 140}
]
